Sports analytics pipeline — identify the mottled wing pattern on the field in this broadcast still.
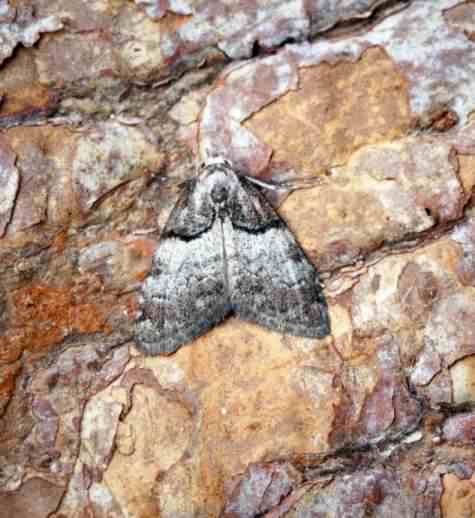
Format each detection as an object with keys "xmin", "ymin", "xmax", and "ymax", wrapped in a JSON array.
[
  {"xmin": 226, "ymin": 179, "xmax": 330, "ymax": 338},
  {"xmin": 135, "ymin": 183, "xmax": 230, "ymax": 355},
  {"xmin": 136, "ymin": 164, "xmax": 330, "ymax": 355},
  {"xmin": 163, "ymin": 179, "xmax": 215, "ymax": 237},
  {"xmin": 228, "ymin": 175, "xmax": 281, "ymax": 230}
]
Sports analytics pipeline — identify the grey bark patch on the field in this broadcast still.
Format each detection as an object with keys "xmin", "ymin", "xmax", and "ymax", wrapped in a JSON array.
[{"xmin": 0, "ymin": 136, "xmax": 19, "ymax": 237}]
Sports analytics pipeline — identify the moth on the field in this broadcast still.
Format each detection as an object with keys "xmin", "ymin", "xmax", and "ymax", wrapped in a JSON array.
[{"xmin": 135, "ymin": 159, "xmax": 330, "ymax": 355}]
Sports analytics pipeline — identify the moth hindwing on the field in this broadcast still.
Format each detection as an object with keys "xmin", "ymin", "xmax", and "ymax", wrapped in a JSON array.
[{"xmin": 135, "ymin": 160, "xmax": 330, "ymax": 355}]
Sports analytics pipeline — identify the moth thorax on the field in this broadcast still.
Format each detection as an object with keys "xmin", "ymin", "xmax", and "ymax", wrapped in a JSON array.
[{"xmin": 210, "ymin": 183, "xmax": 229, "ymax": 204}]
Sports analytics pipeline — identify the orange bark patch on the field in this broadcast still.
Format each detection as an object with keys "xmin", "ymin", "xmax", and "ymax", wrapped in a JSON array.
[
  {"xmin": 11, "ymin": 283, "xmax": 109, "ymax": 355},
  {"xmin": 245, "ymin": 47, "xmax": 412, "ymax": 175},
  {"xmin": 123, "ymin": 238, "xmax": 156, "ymax": 282},
  {"xmin": 441, "ymin": 473, "xmax": 475, "ymax": 518},
  {"xmin": 0, "ymin": 47, "xmax": 57, "ymax": 123},
  {"xmin": 457, "ymin": 154, "xmax": 475, "ymax": 196},
  {"xmin": 0, "ymin": 83, "xmax": 52, "ymax": 117},
  {"xmin": 0, "ymin": 361, "xmax": 21, "ymax": 416}
]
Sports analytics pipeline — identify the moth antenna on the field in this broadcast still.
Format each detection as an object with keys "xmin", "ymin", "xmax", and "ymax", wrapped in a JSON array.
[{"xmin": 245, "ymin": 175, "xmax": 326, "ymax": 191}]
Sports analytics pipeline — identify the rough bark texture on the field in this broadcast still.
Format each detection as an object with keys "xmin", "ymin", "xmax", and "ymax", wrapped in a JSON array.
[{"xmin": 1, "ymin": 0, "xmax": 475, "ymax": 517}]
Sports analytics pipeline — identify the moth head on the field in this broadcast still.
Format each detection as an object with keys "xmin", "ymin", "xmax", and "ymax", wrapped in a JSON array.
[
  {"xmin": 195, "ymin": 159, "xmax": 239, "ymax": 207},
  {"xmin": 198, "ymin": 155, "xmax": 233, "ymax": 171}
]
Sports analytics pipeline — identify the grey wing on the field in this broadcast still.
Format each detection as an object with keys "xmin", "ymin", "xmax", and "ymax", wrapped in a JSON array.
[
  {"xmin": 163, "ymin": 179, "xmax": 215, "ymax": 238},
  {"xmin": 226, "ymin": 181, "xmax": 330, "ymax": 338},
  {"xmin": 135, "ymin": 218, "xmax": 230, "ymax": 355}
]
